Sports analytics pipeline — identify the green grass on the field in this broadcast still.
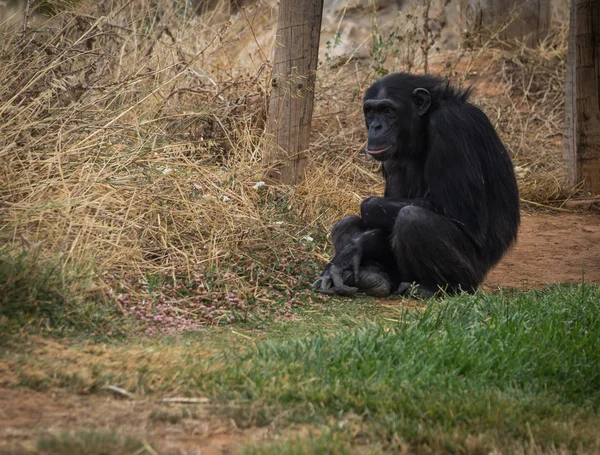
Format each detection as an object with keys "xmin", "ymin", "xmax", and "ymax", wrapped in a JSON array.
[
  {"xmin": 210, "ymin": 284, "xmax": 599, "ymax": 401},
  {"xmin": 0, "ymin": 247, "xmax": 127, "ymax": 337},
  {"xmin": 242, "ymin": 432, "xmax": 354, "ymax": 455},
  {"xmin": 203, "ymin": 284, "xmax": 600, "ymax": 452}
]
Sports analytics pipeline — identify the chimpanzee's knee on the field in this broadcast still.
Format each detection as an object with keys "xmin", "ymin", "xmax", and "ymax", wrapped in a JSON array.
[
  {"xmin": 391, "ymin": 206, "xmax": 482, "ymax": 293},
  {"xmin": 360, "ymin": 197, "xmax": 379, "ymax": 221},
  {"xmin": 391, "ymin": 206, "xmax": 430, "ymax": 246}
]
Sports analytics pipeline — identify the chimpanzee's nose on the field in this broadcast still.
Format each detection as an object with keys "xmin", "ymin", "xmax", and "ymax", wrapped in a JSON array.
[{"xmin": 370, "ymin": 120, "xmax": 383, "ymax": 132}]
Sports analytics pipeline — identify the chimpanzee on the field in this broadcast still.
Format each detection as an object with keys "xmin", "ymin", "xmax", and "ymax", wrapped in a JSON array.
[{"xmin": 312, "ymin": 73, "xmax": 520, "ymax": 298}]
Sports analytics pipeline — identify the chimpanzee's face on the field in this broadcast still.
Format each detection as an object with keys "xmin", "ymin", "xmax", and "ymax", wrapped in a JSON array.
[
  {"xmin": 363, "ymin": 97, "xmax": 402, "ymax": 162},
  {"xmin": 363, "ymin": 87, "xmax": 431, "ymax": 162}
]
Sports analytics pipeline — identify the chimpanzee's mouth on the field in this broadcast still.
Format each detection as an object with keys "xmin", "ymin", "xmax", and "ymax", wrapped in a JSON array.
[{"xmin": 366, "ymin": 146, "xmax": 391, "ymax": 155}]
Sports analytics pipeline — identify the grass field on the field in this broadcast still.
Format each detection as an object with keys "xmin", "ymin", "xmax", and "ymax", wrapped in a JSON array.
[{"xmin": 2, "ymin": 269, "xmax": 599, "ymax": 453}]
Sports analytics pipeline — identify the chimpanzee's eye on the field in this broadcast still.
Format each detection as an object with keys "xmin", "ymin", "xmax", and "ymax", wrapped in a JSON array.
[{"xmin": 384, "ymin": 107, "xmax": 394, "ymax": 116}]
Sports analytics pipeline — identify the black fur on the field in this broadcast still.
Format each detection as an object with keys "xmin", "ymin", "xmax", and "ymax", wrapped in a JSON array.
[{"xmin": 313, "ymin": 73, "xmax": 520, "ymax": 298}]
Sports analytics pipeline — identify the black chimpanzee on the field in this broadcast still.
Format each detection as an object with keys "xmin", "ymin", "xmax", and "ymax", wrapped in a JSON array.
[{"xmin": 312, "ymin": 73, "xmax": 520, "ymax": 298}]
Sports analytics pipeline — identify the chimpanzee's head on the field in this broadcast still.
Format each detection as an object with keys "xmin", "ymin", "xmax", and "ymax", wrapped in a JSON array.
[{"xmin": 362, "ymin": 73, "xmax": 440, "ymax": 162}]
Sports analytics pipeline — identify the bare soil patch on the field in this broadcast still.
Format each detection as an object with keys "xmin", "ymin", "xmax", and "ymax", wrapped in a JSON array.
[
  {"xmin": 0, "ymin": 388, "xmax": 272, "ymax": 455},
  {"xmin": 485, "ymin": 211, "xmax": 600, "ymax": 289}
]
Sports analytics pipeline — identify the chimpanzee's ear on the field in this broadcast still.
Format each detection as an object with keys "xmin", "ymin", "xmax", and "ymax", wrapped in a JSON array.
[{"xmin": 412, "ymin": 88, "xmax": 431, "ymax": 116}]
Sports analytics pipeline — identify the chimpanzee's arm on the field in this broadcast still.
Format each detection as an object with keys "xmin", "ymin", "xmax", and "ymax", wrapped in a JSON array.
[
  {"xmin": 360, "ymin": 197, "xmax": 436, "ymax": 230},
  {"xmin": 329, "ymin": 227, "xmax": 392, "ymax": 279}
]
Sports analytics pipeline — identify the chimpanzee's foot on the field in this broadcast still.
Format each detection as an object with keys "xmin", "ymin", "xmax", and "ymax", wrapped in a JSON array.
[
  {"xmin": 312, "ymin": 262, "xmax": 393, "ymax": 298},
  {"xmin": 312, "ymin": 264, "xmax": 358, "ymax": 297},
  {"xmin": 353, "ymin": 264, "xmax": 392, "ymax": 298}
]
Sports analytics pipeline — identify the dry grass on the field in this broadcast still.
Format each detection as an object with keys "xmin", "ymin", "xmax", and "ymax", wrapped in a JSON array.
[
  {"xmin": 5, "ymin": 335, "xmax": 219, "ymax": 393},
  {"xmin": 487, "ymin": 24, "xmax": 570, "ymax": 203},
  {"xmin": 0, "ymin": 0, "xmax": 574, "ymax": 322},
  {"xmin": 1, "ymin": 1, "xmax": 288, "ymax": 289}
]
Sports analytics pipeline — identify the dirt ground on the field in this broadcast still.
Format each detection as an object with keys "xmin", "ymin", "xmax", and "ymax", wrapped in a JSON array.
[
  {"xmin": 0, "ymin": 387, "xmax": 272, "ymax": 455},
  {"xmin": 1, "ymin": 211, "xmax": 599, "ymax": 455},
  {"xmin": 485, "ymin": 211, "xmax": 600, "ymax": 289}
]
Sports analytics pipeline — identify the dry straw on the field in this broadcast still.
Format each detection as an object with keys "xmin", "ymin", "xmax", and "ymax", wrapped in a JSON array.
[{"xmin": 0, "ymin": 0, "xmax": 571, "ymax": 296}]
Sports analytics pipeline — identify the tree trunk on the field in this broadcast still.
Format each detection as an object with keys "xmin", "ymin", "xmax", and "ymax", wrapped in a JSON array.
[
  {"xmin": 564, "ymin": 0, "xmax": 600, "ymax": 194},
  {"xmin": 262, "ymin": 0, "xmax": 324, "ymax": 185},
  {"xmin": 461, "ymin": 0, "xmax": 551, "ymax": 46}
]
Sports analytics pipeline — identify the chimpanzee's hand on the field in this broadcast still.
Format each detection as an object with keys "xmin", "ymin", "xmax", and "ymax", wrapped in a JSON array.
[{"xmin": 312, "ymin": 241, "xmax": 362, "ymax": 296}]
